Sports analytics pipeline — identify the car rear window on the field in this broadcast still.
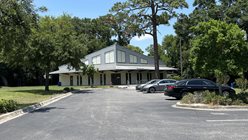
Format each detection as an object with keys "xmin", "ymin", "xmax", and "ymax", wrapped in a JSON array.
[
  {"xmin": 176, "ymin": 81, "xmax": 187, "ymax": 86},
  {"xmin": 187, "ymin": 80, "xmax": 206, "ymax": 85}
]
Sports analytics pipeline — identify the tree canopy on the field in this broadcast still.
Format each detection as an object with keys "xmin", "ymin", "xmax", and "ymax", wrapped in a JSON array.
[{"xmin": 190, "ymin": 20, "xmax": 248, "ymax": 77}]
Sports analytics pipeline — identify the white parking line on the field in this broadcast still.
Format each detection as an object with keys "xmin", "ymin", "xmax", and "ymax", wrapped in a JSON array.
[
  {"xmin": 210, "ymin": 112, "xmax": 227, "ymax": 115},
  {"xmin": 206, "ymin": 119, "xmax": 248, "ymax": 122}
]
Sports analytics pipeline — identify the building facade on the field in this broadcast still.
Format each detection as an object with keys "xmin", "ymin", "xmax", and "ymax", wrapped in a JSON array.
[{"xmin": 50, "ymin": 44, "xmax": 177, "ymax": 86}]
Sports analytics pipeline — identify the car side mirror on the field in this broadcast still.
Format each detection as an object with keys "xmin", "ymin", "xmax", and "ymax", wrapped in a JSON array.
[{"xmin": 157, "ymin": 83, "xmax": 160, "ymax": 85}]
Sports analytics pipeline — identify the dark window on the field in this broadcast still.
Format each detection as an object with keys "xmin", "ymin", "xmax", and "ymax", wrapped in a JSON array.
[
  {"xmin": 70, "ymin": 76, "xmax": 73, "ymax": 86},
  {"xmin": 147, "ymin": 73, "xmax": 152, "ymax": 81},
  {"xmin": 176, "ymin": 81, "xmax": 187, "ymax": 86},
  {"xmin": 80, "ymin": 76, "xmax": 82, "ymax": 86},
  {"xmin": 77, "ymin": 76, "xmax": 79, "ymax": 86},
  {"xmin": 159, "ymin": 80, "xmax": 168, "ymax": 84},
  {"xmin": 137, "ymin": 73, "xmax": 142, "ymax": 84},
  {"xmin": 160, "ymin": 73, "xmax": 164, "ymax": 79},
  {"xmin": 88, "ymin": 76, "xmax": 90, "ymax": 86},
  {"xmin": 104, "ymin": 74, "xmax": 106, "ymax": 85},
  {"xmin": 126, "ymin": 73, "xmax": 131, "ymax": 84},
  {"xmin": 203, "ymin": 80, "xmax": 216, "ymax": 86},
  {"xmin": 100, "ymin": 74, "xmax": 103, "ymax": 85},
  {"xmin": 187, "ymin": 80, "xmax": 206, "ymax": 86},
  {"xmin": 169, "ymin": 80, "xmax": 176, "ymax": 83}
]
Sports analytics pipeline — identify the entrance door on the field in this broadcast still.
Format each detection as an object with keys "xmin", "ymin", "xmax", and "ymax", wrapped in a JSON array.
[
  {"xmin": 111, "ymin": 73, "xmax": 121, "ymax": 85},
  {"xmin": 70, "ymin": 76, "xmax": 73, "ymax": 86}
]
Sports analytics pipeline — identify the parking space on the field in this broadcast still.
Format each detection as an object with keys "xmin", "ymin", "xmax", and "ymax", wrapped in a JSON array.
[{"xmin": 0, "ymin": 88, "xmax": 247, "ymax": 140}]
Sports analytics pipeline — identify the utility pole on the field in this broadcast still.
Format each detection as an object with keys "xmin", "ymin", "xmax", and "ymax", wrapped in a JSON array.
[{"xmin": 180, "ymin": 37, "xmax": 183, "ymax": 77}]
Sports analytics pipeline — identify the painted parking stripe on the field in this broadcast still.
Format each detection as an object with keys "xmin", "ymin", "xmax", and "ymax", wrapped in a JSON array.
[
  {"xmin": 206, "ymin": 119, "xmax": 248, "ymax": 122},
  {"xmin": 210, "ymin": 112, "xmax": 227, "ymax": 115}
]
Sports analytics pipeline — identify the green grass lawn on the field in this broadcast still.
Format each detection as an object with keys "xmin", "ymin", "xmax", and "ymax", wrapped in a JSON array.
[
  {"xmin": 0, "ymin": 86, "xmax": 66, "ymax": 109},
  {"xmin": 0, "ymin": 85, "xmax": 112, "ymax": 109}
]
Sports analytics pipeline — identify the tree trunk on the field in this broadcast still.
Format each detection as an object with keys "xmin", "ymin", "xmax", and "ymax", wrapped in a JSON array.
[
  {"xmin": 151, "ymin": 1, "xmax": 160, "ymax": 79},
  {"xmin": 45, "ymin": 69, "xmax": 49, "ymax": 92}
]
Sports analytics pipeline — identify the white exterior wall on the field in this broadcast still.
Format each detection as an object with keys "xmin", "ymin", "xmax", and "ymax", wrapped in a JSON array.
[{"xmin": 58, "ymin": 71, "xmax": 168, "ymax": 86}]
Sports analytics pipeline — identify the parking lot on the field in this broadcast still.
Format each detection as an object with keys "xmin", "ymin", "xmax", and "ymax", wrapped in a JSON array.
[{"xmin": 0, "ymin": 88, "xmax": 248, "ymax": 140}]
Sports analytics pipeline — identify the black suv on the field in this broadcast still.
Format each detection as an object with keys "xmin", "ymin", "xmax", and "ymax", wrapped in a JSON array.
[{"xmin": 164, "ymin": 79, "xmax": 235, "ymax": 99}]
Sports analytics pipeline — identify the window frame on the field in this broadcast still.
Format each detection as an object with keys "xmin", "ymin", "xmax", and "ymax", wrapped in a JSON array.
[
  {"xmin": 117, "ymin": 50, "xmax": 126, "ymax": 63},
  {"xmin": 105, "ymin": 51, "xmax": 115, "ymax": 64},
  {"xmin": 129, "ymin": 55, "xmax": 137, "ymax": 64},
  {"xmin": 141, "ymin": 58, "xmax": 148, "ymax": 64},
  {"xmin": 92, "ymin": 55, "xmax": 101, "ymax": 65}
]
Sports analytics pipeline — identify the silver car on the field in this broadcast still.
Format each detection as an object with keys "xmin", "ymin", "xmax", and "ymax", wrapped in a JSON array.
[
  {"xmin": 136, "ymin": 79, "xmax": 160, "ymax": 91},
  {"xmin": 143, "ymin": 79, "xmax": 177, "ymax": 93}
]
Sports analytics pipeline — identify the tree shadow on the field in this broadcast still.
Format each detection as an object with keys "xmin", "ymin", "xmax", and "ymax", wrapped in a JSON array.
[
  {"xmin": 13, "ymin": 89, "xmax": 62, "ymax": 95},
  {"xmin": 71, "ymin": 89, "xmax": 94, "ymax": 94},
  {"xmin": 30, "ymin": 107, "xmax": 65, "ymax": 113}
]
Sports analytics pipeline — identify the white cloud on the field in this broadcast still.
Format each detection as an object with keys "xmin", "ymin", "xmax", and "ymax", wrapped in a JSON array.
[{"xmin": 133, "ymin": 34, "xmax": 153, "ymax": 41}]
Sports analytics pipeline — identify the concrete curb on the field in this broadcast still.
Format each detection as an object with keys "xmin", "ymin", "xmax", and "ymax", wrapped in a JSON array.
[
  {"xmin": 0, "ymin": 92, "xmax": 72, "ymax": 124},
  {"xmin": 174, "ymin": 102, "xmax": 248, "ymax": 111}
]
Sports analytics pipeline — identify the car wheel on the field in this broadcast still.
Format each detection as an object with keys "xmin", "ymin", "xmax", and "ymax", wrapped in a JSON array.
[{"xmin": 149, "ymin": 87, "xmax": 156, "ymax": 93}]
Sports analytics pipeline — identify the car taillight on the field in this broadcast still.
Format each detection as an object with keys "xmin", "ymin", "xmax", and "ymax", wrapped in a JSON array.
[{"xmin": 167, "ymin": 85, "xmax": 175, "ymax": 90}]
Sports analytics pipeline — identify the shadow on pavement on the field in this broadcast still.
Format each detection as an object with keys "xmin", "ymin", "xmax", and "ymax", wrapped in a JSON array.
[
  {"xmin": 165, "ymin": 98, "xmax": 179, "ymax": 101},
  {"xmin": 31, "ymin": 107, "xmax": 65, "ymax": 113},
  {"xmin": 71, "ymin": 89, "xmax": 94, "ymax": 94}
]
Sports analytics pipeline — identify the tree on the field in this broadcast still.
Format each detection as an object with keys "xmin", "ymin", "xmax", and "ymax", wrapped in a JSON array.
[
  {"xmin": 126, "ymin": 45, "xmax": 144, "ymax": 54},
  {"xmin": 0, "ymin": 0, "xmax": 37, "ymax": 66},
  {"xmin": 29, "ymin": 15, "xmax": 88, "ymax": 91},
  {"xmin": 111, "ymin": 0, "xmax": 188, "ymax": 79},
  {"xmin": 190, "ymin": 20, "xmax": 248, "ymax": 79},
  {"xmin": 101, "ymin": 14, "xmax": 133, "ymax": 46},
  {"xmin": 71, "ymin": 17, "xmax": 114, "ymax": 54},
  {"xmin": 80, "ymin": 64, "xmax": 98, "ymax": 88}
]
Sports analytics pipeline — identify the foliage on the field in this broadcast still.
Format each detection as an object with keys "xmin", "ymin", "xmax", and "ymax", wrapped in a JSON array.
[
  {"xmin": 181, "ymin": 93, "xmax": 194, "ymax": 104},
  {"xmin": 236, "ymin": 78, "xmax": 248, "ymax": 92},
  {"xmin": 161, "ymin": 35, "xmax": 179, "ymax": 67},
  {"xmin": 167, "ymin": 75, "xmax": 182, "ymax": 80},
  {"xmin": 126, "ymin": 45, "xmax": 144, "ymax": 54},
  {"xmin": 101, "ymin": 14, "xmax": 132, "ymax": 46},
  {"xmin": 0, "ymin": 0, "xmax": 37, "ymax": 66},
  {"xmin": 28, "ymin": 15, "xmax": 88, "ymax": 91},
  {"xmin": 0, "ymin": 99, "xmax": 18, "ymax": 113},
  {"xmin": 111, "ymin": 0, "xmax": 188, "ymax": 79},
  {"xmin": 80, "ymin": 64, "xmax": 98, "ymax": 88},
  {"xmin": 190, "ymin": 20, "xmax": 248, "ymax": 78},
  {"xmin": 72, "ymin": 17, "xmax": 114, "ymax": 54},
  {"xmin": 234, "ymin": 92, "xmax": 248, "ymax": 104},
  {"xmin": 181, "ymin": 90, "xmax": 248, "ymax": 106}
]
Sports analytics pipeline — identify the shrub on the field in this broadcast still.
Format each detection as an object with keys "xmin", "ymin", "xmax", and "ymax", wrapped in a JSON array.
[
  {"xmin": 236, "ymin": 78, "xmax": 248, "ymax": 92},
  {"xmin": 63, "ymin": 87, "xmax": 70, "ymax": 92},
  {"xmin": 235, "ymin": 92, "xmax": 248, "ymax": 104},
  {"xmin": 168, "ymin": 75, "xmax": 182, "ymax": 80},
  {"xmin": 231, "ymin": 99, "xmax": 244, "ymax": 105},
  {"xmin": 181, "ymin": 90, "xmax": 248, "ymax": 106},
  {"xmin": 181, "ymin": 93, "xmax": 194, "ymax": 104},
  {"xmin": 0, "ymin": 99, "xmax": 18, "ymax": 113}
]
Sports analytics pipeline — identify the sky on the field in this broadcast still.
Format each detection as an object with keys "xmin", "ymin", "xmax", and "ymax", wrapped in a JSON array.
[{"xmin": 33, "ymin": 0, "xmax": 194, "ymax": 55}]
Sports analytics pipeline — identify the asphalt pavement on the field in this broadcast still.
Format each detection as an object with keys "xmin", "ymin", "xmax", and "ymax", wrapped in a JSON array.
[{"xmin": 0, "ymin": 88, "xmax": 248, "ymax": 140}]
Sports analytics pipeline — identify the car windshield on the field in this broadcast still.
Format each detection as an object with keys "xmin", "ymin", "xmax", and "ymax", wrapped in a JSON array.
[{"xmin": 146, "ymin": 80, "xmax": 158, "ymax": 84}]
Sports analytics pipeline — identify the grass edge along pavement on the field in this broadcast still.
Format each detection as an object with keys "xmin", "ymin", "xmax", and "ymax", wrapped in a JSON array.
[{"xmin": 0, "ymin": 92, "xmax": 72, "ymax": 124}]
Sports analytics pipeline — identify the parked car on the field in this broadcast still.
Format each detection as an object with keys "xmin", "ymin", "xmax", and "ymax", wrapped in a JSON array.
[
  {"xmin": 164, "ymin": 79, "xmax": 236, "ymax": 99},
  {"xmin": 143, "ymin": 79, "xmax": 177, "ymax": 93},
  {"xmin": 136, "ymin": 79, "xmax": 159, "ymax": 91}
]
